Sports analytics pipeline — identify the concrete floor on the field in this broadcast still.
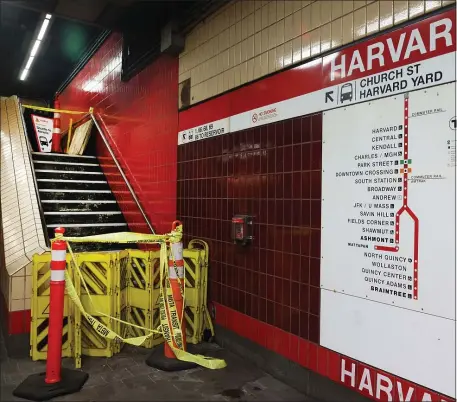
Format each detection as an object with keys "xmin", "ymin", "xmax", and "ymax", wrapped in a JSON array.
[{"xmin": 1, "ymin": 333, "xmax": 310, "ymax": 401}]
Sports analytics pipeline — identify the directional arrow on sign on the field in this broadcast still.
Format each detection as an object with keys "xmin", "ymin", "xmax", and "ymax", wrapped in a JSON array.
[{"xmin": 325, "ymin": 90, "xmax": 334, "ymax": 103}]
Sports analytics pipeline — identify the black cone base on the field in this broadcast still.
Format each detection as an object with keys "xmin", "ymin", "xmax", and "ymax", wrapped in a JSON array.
[
  {"xmin": 146, "ymin": 344, "xmax": 198, "ymax": 372},
  {"xmin": 13, "ymin": 368, "xmax": 89, "ymax": 401}
]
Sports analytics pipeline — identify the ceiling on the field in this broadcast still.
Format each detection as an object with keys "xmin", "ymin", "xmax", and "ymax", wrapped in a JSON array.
[
  {"xmin": 0, "ymin": 2, "xmax": 105, "ymax": 100},
  {"xmin": 0, "ymin": 0, "xmax": 222, "ymax": 101}
]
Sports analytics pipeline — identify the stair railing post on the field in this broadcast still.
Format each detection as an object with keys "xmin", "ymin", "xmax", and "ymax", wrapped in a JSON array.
[
  {"xmin": 45, "ymin": 227, "xmax": 67, "ymax": 383},
  {"xmin": 13, "ymin": 227, "xmax": 89, "ymax": 401}
]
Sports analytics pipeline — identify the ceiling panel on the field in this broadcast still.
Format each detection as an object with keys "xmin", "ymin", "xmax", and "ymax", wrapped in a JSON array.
[
  {"xmin": 53, "ymin": 0, "xmax": 109, "ymax": 23},
  {"xmin": 0, "ymin": 1, "xmax": 104, "ymax": 99},
  {"xmin": 0, "ymin": 0, "xmax": 221, "ymax": 100}
]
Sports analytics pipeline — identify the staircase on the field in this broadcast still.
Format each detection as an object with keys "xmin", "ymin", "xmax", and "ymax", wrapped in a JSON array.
[{"xmin": 32, "ymin": 151, "xmax": 131, "ymax": 252}]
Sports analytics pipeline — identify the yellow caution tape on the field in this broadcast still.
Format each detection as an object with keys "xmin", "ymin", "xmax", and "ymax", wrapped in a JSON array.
[
  {"xmin": 59, "ymin": 230, "xmax": 182, "ymax": 244},
  {"xmin": 58, "ymin": 228, "xmax": 226, "ymax": 369},
  {"xmin": 22, "ymin": 104, "xmax": 89, "ymax": 115},
  {"xmin": 157, "ymin": 244, "xmax": 226, "ymax": 369}
]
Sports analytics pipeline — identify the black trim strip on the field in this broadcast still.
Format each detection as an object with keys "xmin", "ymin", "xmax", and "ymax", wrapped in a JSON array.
[
  {"xmin": 56, "ymin": 30, "xmax": 111, "ymax": 96},
  {"xmin": 121, "ymin": 39, "xmax": 161, "ymax": 83},
  {"xmin": 179, "ymin": 3, "xmax": 456, "ymax": 112}
]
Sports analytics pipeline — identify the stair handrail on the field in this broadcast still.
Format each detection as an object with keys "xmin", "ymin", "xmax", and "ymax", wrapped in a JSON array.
[
  {"xmin": 17, "ymin": 98, "xmax": 51, "ymax": 247},
  {"xmin": 89, "ymin": 113, "xmax": 156, "ymax": 235}
]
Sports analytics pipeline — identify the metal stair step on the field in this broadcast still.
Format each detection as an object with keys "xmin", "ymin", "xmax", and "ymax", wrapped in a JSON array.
[
  {"xmin": 32, "ymin": 152, "xmax": 98, "ymax": 164},
  {"xmin": 44, "ymin": 212, "xmax": 125, "ymax": 225},
  {"xmin": 39, "ymin": 190, "xmax": 116, "ymax": 201},
  {"xmin": 37, "ymin": 179, "xmax": 110, "ymax": 191},
  {"xmin": 42, "ymin": 200, "xmax": 118, "ymax": 213},
  {"xmin": 33, "ymin": 160, "xmax": 103, "ymax": 172},
  {"xmin": 35, "ymin": 170, "xmax": 106, "ymax": 181}
]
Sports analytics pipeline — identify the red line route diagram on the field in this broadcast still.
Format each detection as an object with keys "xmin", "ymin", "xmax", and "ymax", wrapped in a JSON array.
[{"xmin": 374, "ymin": 95, "xmax": 419, "ymax": 300}]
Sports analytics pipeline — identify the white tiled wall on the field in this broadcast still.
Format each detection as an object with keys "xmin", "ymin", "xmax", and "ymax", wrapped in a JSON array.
[
  {"xmin": 0, "ymin": 96, "xmax": 48, "ymax": 312},
  {"xmin": 178, "ymin": 0, "xmax": 455, "ymax": 106}
]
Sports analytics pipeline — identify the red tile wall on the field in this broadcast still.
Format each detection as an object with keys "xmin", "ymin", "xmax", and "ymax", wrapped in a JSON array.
[
  {"xmin": 97, "ymin": 139, "xmax": 150, "ymax": 234},
  {"xmin": 177, "ymin": 103, "xmax": 455, "ymax": 401},
  {"xmin": 177, "ymin": 113, "xmax": 323, "ymax": 344},
  {"xmin": 59, "ymin": 34, "xmax": 178, "ymax": 233}
]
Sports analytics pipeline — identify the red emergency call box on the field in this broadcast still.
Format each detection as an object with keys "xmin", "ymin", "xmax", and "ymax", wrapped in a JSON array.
[{"xmin": 231, "ymin": 215, "xmax": 253, "ymax": 246}]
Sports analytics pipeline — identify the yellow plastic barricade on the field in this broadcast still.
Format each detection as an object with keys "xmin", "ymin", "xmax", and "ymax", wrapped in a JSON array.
[
  {"xmin": 120, "ymin": 250, "xmax": 162, "ymax": 349},
  {"xmin": 183, "ymin": 248, "xmax": 203, "ymax": 344},
  {"xmin": 185, "ymin": 240, "xmax": 214, "ymax": 344},
  {"xmin": 29, "ymin": 225, "xmax": 226, "ymax": 371},
  {"xmin": 76, "ymin": 252, "xmax": 120, "ymax": 358},
  {"xmin": 30, "ymin": 254, "xmax": 81, "ymax": 368}
]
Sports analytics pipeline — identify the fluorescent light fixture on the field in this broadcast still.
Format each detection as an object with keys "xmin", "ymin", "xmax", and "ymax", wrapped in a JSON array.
[
  {"xmin": 18, "ymin": 13, "xmax": 52, "ymax": 81},
  {"xmin": 25, "ymin": 56, "xmax": 34, "ymax": 70},
  {"xmin": 37, "ymin": 18, "xmax": 50, "ymax": 40},
  {"xmin": 20, "ymin": 69, "xmax": 29, "ymax": 81},
  {"xmin": 30, "ymin": 40, "xmax": 41, "ymax": 57}
]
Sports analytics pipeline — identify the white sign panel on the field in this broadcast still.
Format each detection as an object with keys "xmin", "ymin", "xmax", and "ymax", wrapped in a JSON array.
[
  {"xmin": 31, "ymin": 114, "xmax": 53, "ymax": 153},
  {"xmin": 178, "ymin": 52, "xmax": 455, "ymax": 145},
  {"xmin": 178, "ymin": 118, "xmax": 229, "ymax": 145},
  {"xmin": 321, "ymin": 83, "xmax": 455, "ymax": 317},
  {"xmin": 321, "ymin": 52, "xmax": 456, "ymax": 109},
  {"xmin": 321, "ymin": 83, "xmax": 456, "ymax": 396}
]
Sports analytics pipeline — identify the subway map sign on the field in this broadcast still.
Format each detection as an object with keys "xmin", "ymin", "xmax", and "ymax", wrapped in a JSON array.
[{"xmin": 320, "ymin": 83, "xmax": 456, "ymax": 398}]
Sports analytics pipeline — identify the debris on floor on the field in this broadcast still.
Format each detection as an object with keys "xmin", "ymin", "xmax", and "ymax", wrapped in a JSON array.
[{"xmin": 1, "ymin": 334, "xmax": 310, "ymax": 401}]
